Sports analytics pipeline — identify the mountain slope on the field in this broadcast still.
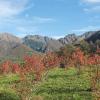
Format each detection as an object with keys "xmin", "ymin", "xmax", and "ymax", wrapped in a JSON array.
[
  {"xmin": 85, "ymin": 31, "xmax": 100, "ymax": 43},
  {"xmin": 0, "ymin": 33, "xmax": 33, "ymax": 58},
  {"xmin": 23, "ymin": 35, "xmax": 63, "ymax": 52}
]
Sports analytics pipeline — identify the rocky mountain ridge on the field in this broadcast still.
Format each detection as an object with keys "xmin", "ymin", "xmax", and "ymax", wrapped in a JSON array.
[{"xmin": 0, "ymin": 30, "xmax": 100, "ymax": 58}]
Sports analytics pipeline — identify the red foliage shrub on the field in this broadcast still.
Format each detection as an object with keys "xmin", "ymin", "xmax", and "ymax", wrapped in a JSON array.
[
  {"xmin": 42, "ymin": 52, "xmax": 59, "ymax": 69},
  {"xmin": 72, "ymin": 48, "xmax": 85, "ymax": 66},
  {"xmin": 12, "ymin": 63, "xmax": 20, "ymax": 73},
  {"xmin": 87, "ymin": 54, "xmax": 100, "ymax": 65},
  {"xmin": 2, "ymin": 61, "xmax": 20, "ymax": 74},
  {"xmin": 21, "ymin": 54, "xmax": 44, "ymax": 81},
  {"xmin": 2, "ymin": 61, "xmax": 12, "ymax": 73}
]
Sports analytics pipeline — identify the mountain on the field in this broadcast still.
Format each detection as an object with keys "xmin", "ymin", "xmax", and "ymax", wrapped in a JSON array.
[
  {"xmin": 0, "ymin": 30, "xmax": 99, "ymax": 59},
  {"xmin": 58, "ymin": 34, "xmax": 78, "ymax": 45},
  {"xmin": 23, "ymin": 35, "xmax": 63, "ymax": 53},
  {"xmin": 84, "ymin": 31, "xmax": 100, "ymax": 43},
  {"xmin": 0, "ymin": 33, "xmax": 22, "ymax": 43},
  {"xmin": 58, "ymin": 31, "xmax": 100, "ymax": 45},
  {"xmin": 0, "ymin": 33, "xmax": 33, "ymax": 59}
]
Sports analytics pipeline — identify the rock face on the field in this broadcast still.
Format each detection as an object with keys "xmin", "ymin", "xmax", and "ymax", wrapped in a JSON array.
[
  {"xmin": 58, "ymin": 31, "xmax": 100, "ymax": 45},
  {"xmin": 23, "ymin": 35, "xmax": 63, "ymax": 52},
  {"xmin": 78, "ymin": 31, "xmax": 96, "ymax": 41},
  {"xmin": 58, "ymin": 34, "xmax": 78, "ymax": 45},
  {"xmin": 84, "ymin": 31, "xmax": 100, "ymax": 43}
]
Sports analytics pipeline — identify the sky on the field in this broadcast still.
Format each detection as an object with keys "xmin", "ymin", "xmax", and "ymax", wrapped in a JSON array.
[{"xmin": 0, "ymin": 0, "xmax": 100, "ymax": 38}]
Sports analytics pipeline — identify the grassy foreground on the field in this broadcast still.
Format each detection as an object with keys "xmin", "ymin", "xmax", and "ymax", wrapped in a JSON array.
[{"xmin": 0, "ymin": 67, "xmax": 99, "ymax": 100}]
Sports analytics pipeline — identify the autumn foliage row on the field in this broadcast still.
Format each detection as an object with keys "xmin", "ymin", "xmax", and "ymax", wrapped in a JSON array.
[{"xmin": 0, "ymin": 48, "xmax": 100, "ymax": 81}]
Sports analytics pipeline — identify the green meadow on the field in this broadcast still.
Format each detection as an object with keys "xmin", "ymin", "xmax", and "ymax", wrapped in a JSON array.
[{"xmin": 0, "ymin": 66, "xmax": 99, "ymax": 100}]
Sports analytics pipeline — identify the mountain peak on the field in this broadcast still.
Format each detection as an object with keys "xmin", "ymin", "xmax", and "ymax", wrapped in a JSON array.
[
  {"xmin": 23, "ymin": 34, "xmax": 63, "ymax": 52},
  {"xmin": 59, "ymin": 33, "xmax": 78, "ymax": 45},
  {"xmin": 0, "ymin": 32, "xmax": 22, "ymax": 43}
]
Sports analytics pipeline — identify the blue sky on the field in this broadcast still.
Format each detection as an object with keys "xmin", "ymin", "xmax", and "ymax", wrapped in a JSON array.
[{"xmin": 0, "ymin": 0, "xmax": 100, "ymax": 38}]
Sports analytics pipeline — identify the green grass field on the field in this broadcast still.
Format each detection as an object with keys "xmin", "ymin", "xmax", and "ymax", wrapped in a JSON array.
[{"xmin": 0, "ymin": 67, "xmax": 99, "ymax": 100}]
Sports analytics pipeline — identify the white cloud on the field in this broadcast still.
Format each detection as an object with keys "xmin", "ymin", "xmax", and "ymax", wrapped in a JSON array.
[
  {"xmin": 0, "ymin": 0, "xmax": 55, "ymax": 37},
  {"xmin": 72, "ymin": 25, "xmax": 100, "ymax": 33},
  {"xmin": 82, "ymin": 0, "xmax": 100, "ymax": 4},
  {"xmin": 0, "ymin": 0, "xmax": 32, "ymax": 18},
  {"xmin": 15, "ymin": 17, "xmax": 55, "ymax": 36},
  {"xmin": 52, "ymin": 35, "xmax": 65, "ymax": 39},
  {"xmin": 81, "ymin": 0, "xmax": 100, "ymax": 13},
  {"xmin": 32, "ymin": 17, "xmax": 55, "ymax": 23},
  {"xmin": 0, "ymin": 15, "xmax": 55, "ymax": 37},
  {"xmin": 0, "ymin": 16, "xmax": 55, "ymax": 26},
  {"xmin": 84, "ymin": 6, "xmax": 100, "ymax": 12},
  {"xmin": 16, "ymin": 26, "xmax": 38, "ymax": 37}
]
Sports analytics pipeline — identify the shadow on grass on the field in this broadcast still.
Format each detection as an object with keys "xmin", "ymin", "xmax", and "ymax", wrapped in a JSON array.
[
  {"xmin": 34, "ymin": 88, "xmax": 93, "ymax": 100},
  {"xmin": 36, "ymin": 87, "xmax": 92, "ymax": 95},
  {"xmin": 48, "ymin": 74, "xmax": 77, "ymax": 79},
  {"xmin": 0, "ymin": 92, "xmax": 20, "ymax": 100}
]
